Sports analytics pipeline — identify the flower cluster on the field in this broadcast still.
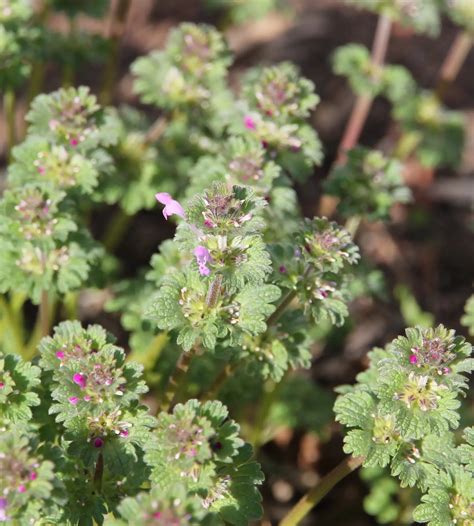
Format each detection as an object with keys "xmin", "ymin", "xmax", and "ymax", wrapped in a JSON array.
[
  {"xmin": 343, "ymin": 0, "xmax": 441, "ymax": 36},
  {"xmin": 38, "ymin": 322, "xmax": 153, "ymax": 467},
  {"xmin": 0, "ymin": 87, "xmax": 118, "ymax": 303},
  {"xmin": 325, "ymin": 147, "xmax": 411, "ymax": 220},
  {"xmin": 149, "ymin": 184, "xmax": 281, "ymax": 351},
  {"xmin": 393, "ymin": 91, "xmax": 465, "ymax": 169},
  {"xmin": 132, "ymin": 23, "xmax": 231, "ymax": 110},
  {"xmin": 333, "ymin": 44, "xmax": 416, "ymax": 102},
  {"xmin": 447, "ymin": 0, "xmax": 474, "ymax": 35},
  {"xmin": 268, "ymin": 218, "xmax": 360, "ymax": 326},
  {"xmin": 335, "ymin": 325, "xmax": 473, "ymax": 525},
  {"xmin": 239, "ymin": 62, "xmax": 322, "ymax": 179},
  {"xmin": 0, "ymin": 0, "xmax": 38, "ymax": 89},
  {"xmin": 143, "ymin": 400, "xmax": 264, "ymax": 525},
  {"xmin": 0, "ymin": 428, "xmax": 55, "ymax": 523}
]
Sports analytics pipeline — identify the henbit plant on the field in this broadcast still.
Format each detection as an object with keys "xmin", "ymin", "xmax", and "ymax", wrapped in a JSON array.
[
  {"xmin": 0, "ymin": 7, "xmax": 473, "ymax": 526},
  {"xmin": 280, "ymin": 326, "xmax": 473, "ymax": 526}
]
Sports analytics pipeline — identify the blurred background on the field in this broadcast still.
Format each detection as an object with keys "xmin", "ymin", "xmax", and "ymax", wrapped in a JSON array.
[{"xmin": 1, "ymin": 1, "xmax": 473, "ymax": 524}]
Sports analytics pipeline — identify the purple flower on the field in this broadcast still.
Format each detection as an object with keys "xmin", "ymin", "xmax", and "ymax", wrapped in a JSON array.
[
  {"xmin": 29, "ymin": 471, "xmax": 38, "ymax": 481},
  {"xmin": 56, "ymin": 350, "xmax": 65, "ymax": 360},
  {"xmin": 120, "ymin": 429, "xmax": 129, "ymax": 438},
  {"xmin": 244, "ymin": 115, "xmax": 256, "ymax": 130},
  {"xmin": 194, "ymin": 245, "xmax": 212, "ymax": 276},
  {"xmin": 70, "ymin": 138, "xmax": 79, "ymax": 147},
  {"xmin": 155, "ymin": 192, "xmax": 185, "ymax": 220},
  {"xmin": 93, "ymin": 437, "xmax": 104, "ymax": 448},
  {"xmin": 0, "ymin": 382, "xmax": 4, "ymax": 389},
  {"xmin": 72, "ymin": 373, "xmax": 87, "ymax": 389},
  {"xmin": 68, "ymin": 396, "xmax": 79, "ymax": 405},
  {"xmin": 409, "ymin": 354, "xmax": 418, "ymax": 365}
]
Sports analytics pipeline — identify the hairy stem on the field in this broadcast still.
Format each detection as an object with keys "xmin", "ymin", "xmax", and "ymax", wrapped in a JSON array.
[
  {"xmin": 266, "ymin": 288, "xmax": 298, "ymax": 327},
  {"xmin": 336, "ymin": 14, "xmax": 392, "ymax": 164},
  {"xmin": 4, "ymin": 88, "xmax": 16, "ymax": 160},
  {"xmin": 436, "ymin": 31, "xmax": 472, "ymax": 100},
  {"xmin": 102, "ymin": 207, "xmax": 132, "ymax": 253},
  {"xmin": 159, "ymin": 349, "xmax": 195, "ymax": 413},
  {"xmin": 26, "ymin": 1, "xmax": 50, "ymax": 106},
  {"xmin": 100, "ymin": 0, "xmax": 131, "ymax": 105},
  {"xmin": 279, "ymin": 456, "xmax": 364, "ymax": 526}
]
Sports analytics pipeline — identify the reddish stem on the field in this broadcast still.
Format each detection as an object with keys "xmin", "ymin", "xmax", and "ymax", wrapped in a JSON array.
[
  {"xmin": 436, "ymin": 31, "xmax": 472, "ymax": 100},
  {"xmin": 336, "ymin": 14, "xmax": 392, "ymax": 164}
]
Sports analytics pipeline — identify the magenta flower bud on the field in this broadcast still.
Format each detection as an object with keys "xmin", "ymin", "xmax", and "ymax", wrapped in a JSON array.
[
  {"xmin": 120, "ymin": 429, "xmax": 129, "ymax": 438},
  {"xmin": 68, "ymin": 396, "xmax": 79, "ymax": 405},
  {"xmin": 37, "ymin": 166, "xmax": 45, "ymax": 175},
  {"xmin": 29, "ymin": 471, "xmax": 38, "ymax": 481},
  {"xmin": 409, "ymin": 354, "xmax": 418, "ymax": 365},
  {"xmin": 0, "ymin": 382, "xmax": 4, "ymax": 389},
  {"xmin": 155, "ymin": 192, "xmax": 185, "ymax": 220},
  {"xmin": 72, "ymin": 373, "xmax": 87, "ymax": 389},
  {"xmin": 93, "ymin": 437, "xmax": 104, "ymax": 448},
  {"xmin": 70, "ymin": 138, "xmax": 79, "ymax": 147},
  {"xmin": 17, "ymin": 485, "xmax": 26, "ymax": 494},
  {"xmin": 194, "ymin": 245, "xmax": 212, "ymax": 276},
  {"xmin": 153, "ymin": 512, "xmax": 162, "ymax": 519},
  {"xmin": 56, "ymin": 350, "xmax": 65, "ymax": 360},
  {"xmin": 244, "ymin": 115, "xmax": 256, "ymax": 130},
  {"xmin": 279, "ymin": 265, "xmax": 287, "ymax": 273},
  {"xmin": 83, "ymin": 395, "xmax": 91, "ymax": 402}
]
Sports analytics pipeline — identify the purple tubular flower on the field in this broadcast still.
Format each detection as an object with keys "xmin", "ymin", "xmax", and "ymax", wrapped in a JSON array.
[
  {"xmin": 69, "ymin": 396, "xmax": 79, "ymax": 405},
  {"xmin": 194, "ymin": 245, "xmax": 212, "ymax": 276},
  {"xmin": 72, "ymin": 373, "xmax": 87, "ymax": 389},
  {"xmin": 155, "ymin": 192, "xmax": 185, "ymax": 220}
]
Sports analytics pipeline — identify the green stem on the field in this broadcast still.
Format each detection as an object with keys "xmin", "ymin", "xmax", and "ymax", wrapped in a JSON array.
[
  {"xmin": 26, "ymin": 2, "xmax": 50, "ymax": 106},
  {"xmin": 158, "ymin": 349, "xmax": 195, "ymax": 413},
  {"xmin": 100, "ymin": 0, "xmax": 131, "ymax": 105},
  {"xmin": 63, "ymin": 291, "xmax": 79, "ymax": 320},
  {"xmin": 39, "ymin": 290, "xmax": 50, "ymax": 337},
  {"xmin": 344, "ymin": 215, "xmax": 362, "ymax": 239},
  {"xmin": 200, "ymin": 363, "xmax": 235, "ymax": 402},
  {"xmin": 4, "ymin": 88, "xmax": 16, "ymax": 160},
  {"xmin": 62, "ymin": 16, "xmax": 77, "ymax": 87},
  {"xmin": 102, "ymin": 208, "xmax": 132, "ymax": 253},
  {"xmin": 279, "ymin": 456, "xmax": 364, "ymax": 526},
  {"xmin": 0, "ymin": 295, "xmax": 24, "ymax": 355}
]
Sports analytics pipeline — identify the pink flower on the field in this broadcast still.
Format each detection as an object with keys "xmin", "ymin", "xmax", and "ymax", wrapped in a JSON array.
[
  {"xmin": 83, "ymin": 395, "xmax": 91, "ymax": 402},
  {"xmin": 155, "ymin": 192, "xmax": 185, "ymax": 220},
  {"xmin": 17, "ymin": 485, "xmax": 26, "ymax": 494},
  {"xmin": 120, "ymin": 429, "xmax": 129, "ymax": 438},
  {"xmin": 49, "ymin": 119, "xmax": 59, "ymax": 131},
  {"xmin": 29, "ymin": 472, "xmax": 38, "ymax": 481},
  {"xmin": 37, "ymin": 166, "xmax": 45, "ymax": 175},
  {"xmin": 68, "ymin": 396, "xmax": 79, "ymax": 405},
  {"xmin": 244, "ymin": 115, "xmax": 256, "ymax": 130},
  {"xmin": 409, "ymin": 354, "xmax": 418, "ymax": 365},
  {"xmin": 70, "ymin": 138, "xmax": 79, "ymax": 147},
  {"xmin": 72, "ymin": 373, "xmax": 87, "ymax": 389},
  {"xmin": 0, "ymin": 382, "xmax": 4, "ymax": 389},
  {"xmin": 194, "ymin": 245, "xmax": 212, "ymax": 276},
  {"xmin": 56, "ymin": 351, "xmax": 65, "ymax": 360}
]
